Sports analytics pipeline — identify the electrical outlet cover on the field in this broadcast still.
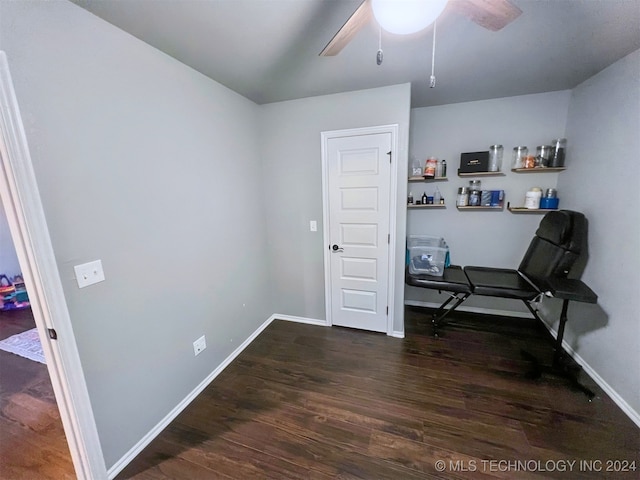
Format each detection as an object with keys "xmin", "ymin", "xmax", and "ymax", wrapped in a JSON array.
[
  {"xmin": 74, "ymin": 260, "xmax": 105, "ymax": 288},
  {"xmin": 193, "ymin": 335, "xmax": 206, "ymax": 356}
]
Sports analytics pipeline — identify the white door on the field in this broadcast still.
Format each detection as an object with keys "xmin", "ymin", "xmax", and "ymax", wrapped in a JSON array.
[{"xmin": 325, "ymin": 131, "xmax": 392, "ymax": 333}]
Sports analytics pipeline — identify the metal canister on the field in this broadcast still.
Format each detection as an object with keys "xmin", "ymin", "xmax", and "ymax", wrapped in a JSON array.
[{"xmin": 456, "ymin": 187, "xmax": 469, "ymax": 206}]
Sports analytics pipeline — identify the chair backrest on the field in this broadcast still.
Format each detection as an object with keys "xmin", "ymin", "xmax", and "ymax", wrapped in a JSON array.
[{"xmin": 518, "ymin": 210, "xmax": 587, "ymax": 285}]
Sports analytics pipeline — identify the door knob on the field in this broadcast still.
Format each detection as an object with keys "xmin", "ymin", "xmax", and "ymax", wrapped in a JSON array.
[{"xmin": 331, "ymin": 244, "xmax": 344, "ymax": 252}]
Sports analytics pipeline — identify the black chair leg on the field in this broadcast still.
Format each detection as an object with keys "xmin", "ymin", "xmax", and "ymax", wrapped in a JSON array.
[
  {"xmin": 432, "ymin": 293, "xmax": 470, "ymax": 338},
  {"xmin": 521, "ymin": 299, "xmax": 595, "ymax": 400},
  {"xmin": 431, "ymin": 295, "xmax": 455, "ymax": 338}
]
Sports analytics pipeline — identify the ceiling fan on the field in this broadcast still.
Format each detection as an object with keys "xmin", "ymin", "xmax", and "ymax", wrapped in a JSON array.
[{"xmin": 320, "ymin": 0, "xmax": 522, "ymax": 56}]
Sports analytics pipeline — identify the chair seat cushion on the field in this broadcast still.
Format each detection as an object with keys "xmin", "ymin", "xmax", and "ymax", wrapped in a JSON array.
[
  {"xmin": 406, "ymin": 265, "xmax": 472, "ymax": 294},
  {"xmin": 464, "ymin": 266, "xmax": 539, "ymax": 299}
]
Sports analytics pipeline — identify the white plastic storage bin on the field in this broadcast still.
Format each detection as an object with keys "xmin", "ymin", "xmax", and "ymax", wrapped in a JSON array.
[{"xmin": 407, "ymin": 235, "xmax": 448, "ymax": 276}]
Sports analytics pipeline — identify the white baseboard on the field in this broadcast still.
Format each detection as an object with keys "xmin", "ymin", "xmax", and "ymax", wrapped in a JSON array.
[
  {"xmin": 107, "ymin": 315, "xmax": 276, "ymax": 479},
  {"xmin": 391, "ymin": 330, "xmax": 405, "ymax": 338},
  {"xmin": 272, "ymin": 314, "xmax": 328, "ymax": 326},
  {"xmin": 405, "ymin": 300, "xmax": 640, "ymax": 428},
  {"xmin": 541, "ymin": 320, "xmax": 640, "ymax": 428}
]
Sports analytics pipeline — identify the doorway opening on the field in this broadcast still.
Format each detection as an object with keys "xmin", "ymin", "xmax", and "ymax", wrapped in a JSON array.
[{"xmin": 0, "ymin": 51, "xmax": 106, "ymax": 479}]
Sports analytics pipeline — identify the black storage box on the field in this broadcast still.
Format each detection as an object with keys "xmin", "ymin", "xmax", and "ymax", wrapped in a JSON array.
[{"xmin": 459, "ymin": 151, "xmax": 489, "ymax": 173}]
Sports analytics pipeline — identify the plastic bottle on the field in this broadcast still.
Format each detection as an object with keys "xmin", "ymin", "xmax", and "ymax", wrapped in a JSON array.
[
  {"xmin": 441, "ymin": 159, "xmax": 447, "ymax": 177},
  {"xmin": 434, "ymin": 187, "xmax": 441, "ymax": 205},
  {"xmin": 408, "ymin": 191, "xmax": 414, "ymax": 204},
  {"xmin": 524, "ymin": 187, "xmax": 542, "ymax": 209},
  {"xmin": 411, "ymin": 157, "xmax": 423, "ymax": 176},
  {"xmin": 421, "ymin": 192, "xmax": 428, "ymax": 204}
]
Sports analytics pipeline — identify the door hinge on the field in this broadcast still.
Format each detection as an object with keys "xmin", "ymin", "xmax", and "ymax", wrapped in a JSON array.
[
  {"xmin": 386, "ymin": 306, "xmax": 389, "ymax": 315},
  {"xmin": 48, "ymin": 328, "xmax": 57, "ymax": 340},
  {"xmin": 388, "ymin": 234, "xmax": 390, "ymax": 244},
  {"xmin": 387, "ymin": 151, "xmax": 392, "ymax": 163}
]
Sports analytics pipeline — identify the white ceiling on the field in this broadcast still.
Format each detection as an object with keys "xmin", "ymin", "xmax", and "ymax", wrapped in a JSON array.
[{"xmin": 72, "ymin": 0, "xmax": 640, "ymax": 108}]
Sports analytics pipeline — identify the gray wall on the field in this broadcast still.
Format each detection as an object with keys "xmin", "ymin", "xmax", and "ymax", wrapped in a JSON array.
[
  {"xmin": 0, "ymin": 197, "xmax": 21, "ymax": 277},
  {"xmin": 550, "ymin": 48, "xmax": 640, "ymax": 415},
  {"xmin": 258, "ymin": 84, "xmax": 411, "ymax": 334},
  {"xmin": 1, "ymin": 0, "xmax": 271, "ymax": 468},
  {"xmin": 406, "ymin": 91, "xmax": 571, "ymax": 313}
]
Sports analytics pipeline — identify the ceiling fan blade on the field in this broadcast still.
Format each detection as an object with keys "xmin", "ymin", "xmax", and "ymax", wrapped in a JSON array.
[
  {"xmin": 320, "ymin": 0, "xmax": 372, "ymax": 56},
  {"xmin": 449, "ymin": 0, "xmax": 522, "ymax": 31}
]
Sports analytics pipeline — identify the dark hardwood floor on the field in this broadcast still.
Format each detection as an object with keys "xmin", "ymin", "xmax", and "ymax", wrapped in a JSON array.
[
  {"xmin": 117, "ymin": 307, "xmax": 639, "ymax": 479},
  {"xmin": 0, "ymin": 307, "xmax": 74, "ymax": 479}
]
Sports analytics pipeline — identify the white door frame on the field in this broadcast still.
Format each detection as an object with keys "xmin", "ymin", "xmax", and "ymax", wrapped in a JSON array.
[
  {"xmin": 0, "ymin": 52, "xmax": 107, "ymax": 479},
  {"xmin": 321, "ymin": 124, "xmax": 398, "ymax": 336}
]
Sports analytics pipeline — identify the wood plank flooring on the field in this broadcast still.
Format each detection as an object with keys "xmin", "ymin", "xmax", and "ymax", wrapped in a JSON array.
[
  {"xmin": 116, "ymin": 307, "xmax": 639, "ymax": 479},
  {"xmin": 0, "ymin": 308, "xmax": 74, "ymax": 479}
]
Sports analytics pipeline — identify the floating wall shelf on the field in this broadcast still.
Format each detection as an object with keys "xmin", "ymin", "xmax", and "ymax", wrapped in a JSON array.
[
  {"xmin": 408, "ymin": 176, "xmax": 448, "ymax": 182},
  {"xmin": 457, "ymin": 171, "xmax": 506, "ymax": 177},
  {"xmin": 511, "ymin": 167, "xmax": 566, "ymax": 173},
  {"xmin": 456, "ymin": 205, "xmax": 503, "ymax": 211},
  {"xmin": 408, "ymin": 204, "xmax": 446, "ymax": 209},
  {"xmin": 507, "ymin": 203, "xmax": 558, "ymax": 214}
]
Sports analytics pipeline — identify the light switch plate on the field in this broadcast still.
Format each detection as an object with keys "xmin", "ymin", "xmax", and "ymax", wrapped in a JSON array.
[
  {"xmin": 74, "ymin": 260, "xmax": 105, "ymax": 288},
  {"xmin": 310, "ymin": 220, "xmax": 317, "ymax": 232}
]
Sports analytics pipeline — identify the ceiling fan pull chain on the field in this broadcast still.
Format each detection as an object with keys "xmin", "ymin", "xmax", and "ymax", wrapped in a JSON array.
[
  {"xmin": 376, "ymin": 25, "xmax": 383, "ymax": 65},
  {"xmin": 430, "ymin": 20, "xmax": 437, "ymax": 88}
]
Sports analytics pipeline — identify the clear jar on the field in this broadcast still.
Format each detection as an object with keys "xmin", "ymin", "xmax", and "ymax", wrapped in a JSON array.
[
  {"xmin": 468, "ymin": 179, "xmax": 481, "ymax": 191},
  {"xmin": 512, "ymin": 146, "xmax": 528, "ymax": 169},
  {"xmin": 488, "ymin": 145, "xmax": 503, "ymax": 172},
  {"xmin": 536, "ymin": 145, "xmax": 553, "ymax": 167},
  {"xmin": 469, "ymin": 190, "xmax": 481, "ymax": 206}
]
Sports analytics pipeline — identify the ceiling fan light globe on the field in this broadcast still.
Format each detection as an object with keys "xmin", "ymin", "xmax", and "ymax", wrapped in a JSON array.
[{"xmin": 372, "ymin": 0, "xmax": 448, "ymax": 35}]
